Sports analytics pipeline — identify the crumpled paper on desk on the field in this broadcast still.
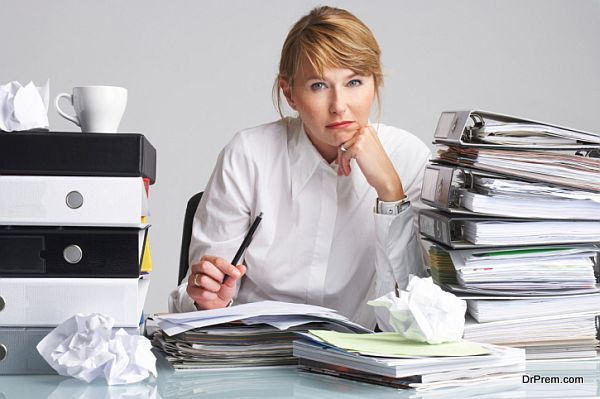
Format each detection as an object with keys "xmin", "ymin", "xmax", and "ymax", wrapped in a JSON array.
[
  {"xmin": 368, "ymin": 275, "xmax": 466, "ymax": 344},
  {"xmin": 0, "ymin": 80, "xmax": 49, "ymax": 131},
  {"xmin": 36, "ymin": 313, "xmax": 157, "ymax": 385}
]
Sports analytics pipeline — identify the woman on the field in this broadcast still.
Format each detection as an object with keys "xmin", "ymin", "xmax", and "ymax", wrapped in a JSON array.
[{"xmin": 169, "ymin": 6, "xmax": 431, "ymax": 330}]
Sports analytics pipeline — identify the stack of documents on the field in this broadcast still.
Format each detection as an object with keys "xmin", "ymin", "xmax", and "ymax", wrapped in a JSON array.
[
  {"xmin": 472, "ymin": 123, "xmax": 600, "ymax": 146},
  {"xmin": 450, "ymin": 246, "xmax": 598, "ymax": 291},
  {"xmin": 463, "ymin": 314, "xmax": 598, "ymax": 360},
  {"xmin": 422, "ymin": 163, "xmax": 600, "ymax": 220},
  {"xmin": 467, "ymin": 293, "xmax": 600, "ymax": 323},
  {"xmin": 153, "ymin": 323, "xmax": 301, "ymax": 369},
  {"xmin": 0, "ymin": 132, "xmax": 156, "ymax": 375},
  {"xmin": 462, "ymin": 220, "xmax": 600, "ymax": 246},
  {"xmin": 293, "ymin": 330, "xmax": 526, "ymax": 391},
  {"xmin": 150, "ymin": 301, "xmax": 371, "ymax": 370},
  {"xmin": 461, "ymin": 176, "xmax": 600, "ymax": 219},
  {"xmin": 420, "ymin": 110, "xmax": 600, "ymax": 360},
  {"xmin": 437, "ymin": 147, "xmax": 600, "ymax": 192},
  {"xmin": 427, "ymin": 243, "xmax": 600, "ymax": 295},
  {"xmin": 425, "ymin": 241, "xmax": 600, "ymax": 359}
]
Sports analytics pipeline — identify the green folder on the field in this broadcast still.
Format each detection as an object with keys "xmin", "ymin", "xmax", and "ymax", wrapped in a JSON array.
[{"xmin": 308, "ymin": 330, "xmax": 490, "ymax": 357}]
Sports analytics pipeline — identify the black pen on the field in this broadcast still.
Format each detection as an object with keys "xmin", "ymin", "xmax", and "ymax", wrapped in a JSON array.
[{"xmin": 222, "ymin": 212, "xmax": 263, "ymax": 283}]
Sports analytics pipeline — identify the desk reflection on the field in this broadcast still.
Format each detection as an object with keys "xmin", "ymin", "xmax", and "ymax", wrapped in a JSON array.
[{"xmin": 0, "ymin": 360, "xmax": 598, "ymax": 399}]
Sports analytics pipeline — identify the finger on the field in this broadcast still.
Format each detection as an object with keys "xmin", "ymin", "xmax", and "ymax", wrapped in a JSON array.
[
  {"xmin": 337, "ymin": 149, "xmax": 343, "ymax": 176},
  {"xmin": 223, "ymin": 264, "xmax": 247, "ymax": 288},
  {"xmin": 339, "ymin": 146, "xmax": 355, "ymax": 176},
  {"xmin": 186, "ymin": 277, "xmax": 217, "ymax": 302},
  {"xmin": 213, "ymin": 257, "xmax": 242, "ymax": 280},
  {"xmin": 187, "ymin": 270, "xmax": 219, "ymax": 294},
  {"xmin": 341, "ymin": 155, "xmax": 351, "ymax": 176},
  {"xmin": 339, "ymin": 143, "xmax": 353, "ymax": 176},
  {"xmin": 339, "ymin": 134, "xmax": 360, "ymax": 176},
  {"xmin": 192, "ymin": 258, "xmax": 225, "ymax": 282},
  {"xmin": 195, "ymin": 273, "xmax": 221, "ymax": 293},
  {"xmin": 340, "ymin": 135, "xmax": 357, "ymax": 152},
  {"xmin": 196, "ymin": 289, "xmax": 218, "ymax": 301}
]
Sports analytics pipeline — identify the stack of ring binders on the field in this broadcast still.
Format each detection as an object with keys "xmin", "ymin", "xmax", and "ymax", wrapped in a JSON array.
[
  {"xmin": 0, "ymin": 131, "xmax": 157, "ymax": 374},
  {"xmin": 419, "ymin": 110, "xmax": 600, "ymax": 361}
]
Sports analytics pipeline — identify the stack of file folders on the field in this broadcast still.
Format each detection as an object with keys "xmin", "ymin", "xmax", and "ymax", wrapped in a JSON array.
[
  {"xmin": 149, "ymin": 301, "xmax": 371, "ymax": 370},
  {"xmin": 293, "ymin": 330, "xmax": 526, "ymax": 391},
  {"xmin": 419, "ymin": 110, "xmax": 600, "ymax": 360},
  {"xmin": 0, "ymin": 131, "xmax": 156, "ymax": 374}
]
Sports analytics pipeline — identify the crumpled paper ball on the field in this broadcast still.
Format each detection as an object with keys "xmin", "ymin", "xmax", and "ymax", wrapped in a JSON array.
[
  {"xmin": 0, "ymin": 80, "xmax": 49, "ymax": 131},
  {"xmin": 36, "ymin": 313, "xmax": 157, "ymax": 385},
  {"xmin": 368, "ymin": 275, "xmax": 466, "ymax": 344}
]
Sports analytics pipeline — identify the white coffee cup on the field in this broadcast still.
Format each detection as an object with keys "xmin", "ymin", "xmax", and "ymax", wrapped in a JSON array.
[{"xmin": 55, "ymin": 86, "xmax": 127, "ymax": 133}]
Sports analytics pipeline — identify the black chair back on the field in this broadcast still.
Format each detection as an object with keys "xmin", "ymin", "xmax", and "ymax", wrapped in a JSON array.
[{"xmin": 178, "ymin": 192, "xmax": 203, "ymax": 285}]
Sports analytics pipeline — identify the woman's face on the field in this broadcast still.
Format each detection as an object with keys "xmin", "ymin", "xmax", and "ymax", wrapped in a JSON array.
[{"xmin": 281, "ymin": 65, "xmax": 376, "ymax": 162}]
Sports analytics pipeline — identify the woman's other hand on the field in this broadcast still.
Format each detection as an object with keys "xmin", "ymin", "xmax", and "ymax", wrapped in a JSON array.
[
  {"xmin": 337, "ymin": 126, "xmax": 405, "ymax": 201},
  {"xmin": 186, "ymin": 255, "xmax": 247, "ymax": 310}
]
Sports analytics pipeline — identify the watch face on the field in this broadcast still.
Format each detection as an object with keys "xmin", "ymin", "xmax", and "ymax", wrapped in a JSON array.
[{"xmin": 376, "ymin": 198, "xmax": 410, "ymax": 215}]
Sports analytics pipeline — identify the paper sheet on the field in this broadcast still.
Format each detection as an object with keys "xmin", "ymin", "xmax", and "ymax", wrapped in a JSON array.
[
  {"xmin": 368, "ymin": 276, "xmax": 467, "ymax": 344},
  {"xmin": 37, "ymin": 313, "xmax": 157, "ymax": 385},
  {"xmin": 0, "ymin": 80, "xmax": 49, "ymax": 131},
  {"xmin": 156, "ymin": 300, "xmax": 369, "ymax": 335},
  {"xmin": 308, "ymin": 330, "xmax": 489, "ymax": 357}
]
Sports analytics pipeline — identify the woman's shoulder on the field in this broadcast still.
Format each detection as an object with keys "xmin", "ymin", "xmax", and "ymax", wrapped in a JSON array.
[{"xmin": 224, "ymin": 119, "xmax": 289, "ymax": 156}]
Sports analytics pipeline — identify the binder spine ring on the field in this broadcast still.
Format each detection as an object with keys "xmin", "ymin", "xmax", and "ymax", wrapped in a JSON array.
[
  {"xmin": 63, "ymin": 245, "xmax": 83, "ymax": 264},
  {"xmin": 0, "ymin": 344, "xmax": 6, "ymax": 361},
  {"xmin": 65, "ymin": 191, "xmax": 84, "ymax": 209},
  {"xmin": 464, "ymin": 113, "xmax": 485, "ymax": 142},
  {"xmin": 0, "ymin": 296, "xmax": 4, "ymax": 311}
]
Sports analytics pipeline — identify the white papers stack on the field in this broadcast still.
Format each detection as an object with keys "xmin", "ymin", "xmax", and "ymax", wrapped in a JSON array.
[
  {"xmin": 449, "ymin": 246, "xmax": 598, "ymax": 291},
  {"xmin": 462, "ymin": 220, "xmax": 600, "ymax": 246},
  {"xmin": 425, "ymin": 243, "xmax": 600, "ymax": 360},
  {"xmin": 463, "ymin": 314, "xmax": 598, "ymax": 360},
  {"xmin": 155, "ymin": 301, "xmax": 370, "ymax": 336},
  {"xmin": 293, "ymin": 332, "xmax": 526, "ymax": 391},
  {"xmin": 467, "ymin": 293, "xmax": 600, "ymax": 323},
  {"xmin": 438, "ymin": 147, "xmax": 600, "ymax": 192},
  {"xmin": 151, "ymin": 301, "xmax": 371, "ymax": 370},
  {"xmin": 459, "ymin": 176, "xmax": 600, "ymax": 219},
  {"xmin": 473, "ymin": 123, "xmax": 600, "ymax": 146}
]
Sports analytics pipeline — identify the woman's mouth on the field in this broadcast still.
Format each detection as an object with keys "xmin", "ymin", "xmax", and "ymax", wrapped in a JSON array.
[{"xmin": 326, "ymin": 121, "xmax": 354, "ymax": 129}]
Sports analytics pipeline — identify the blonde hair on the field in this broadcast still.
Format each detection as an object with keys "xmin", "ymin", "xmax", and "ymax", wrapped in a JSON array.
[{"xmin": 273, "ymin": 6, "xmax": 383, "ymax": 117}]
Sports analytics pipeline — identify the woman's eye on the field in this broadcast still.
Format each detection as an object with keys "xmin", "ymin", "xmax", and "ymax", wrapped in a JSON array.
[
  {"xmin": 348, "ymin": 79, "xmax": 362, "ymax": 87},
  {"xmin": 310, "ymin": 82, "xmax": 327, "ymax": 90}
]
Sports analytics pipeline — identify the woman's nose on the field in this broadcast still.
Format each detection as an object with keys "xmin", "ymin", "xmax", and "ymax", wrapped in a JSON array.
[{"xmin": 329, "ymin": 89, "xmax": 347, "ymax": 115}]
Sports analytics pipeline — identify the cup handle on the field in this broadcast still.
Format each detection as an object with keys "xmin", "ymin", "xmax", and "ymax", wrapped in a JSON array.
[{"xmin": 54, "ymin": 93, "xmax": 80, "ymax": 126}]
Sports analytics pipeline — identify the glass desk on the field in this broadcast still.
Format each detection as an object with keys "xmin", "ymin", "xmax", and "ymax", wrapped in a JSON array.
[{"xmin": 1, "ymin": 360, "xmax": 599, "ymax": 399}]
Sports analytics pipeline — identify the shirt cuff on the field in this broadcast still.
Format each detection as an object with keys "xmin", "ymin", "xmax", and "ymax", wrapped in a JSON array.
[{"xmin": 168, "ymin": 283, "xmax": 198, "ymax": 313}]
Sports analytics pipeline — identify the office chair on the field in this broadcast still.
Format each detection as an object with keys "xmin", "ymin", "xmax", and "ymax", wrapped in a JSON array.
[{"xmin": 178, "ymin": 192, "xmax": 203, "ymax": 285}]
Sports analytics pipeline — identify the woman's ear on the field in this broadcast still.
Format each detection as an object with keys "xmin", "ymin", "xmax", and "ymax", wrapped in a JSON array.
[{"xmin": 279, "ymin": 77, "xmax": 296, "ymax": 110}]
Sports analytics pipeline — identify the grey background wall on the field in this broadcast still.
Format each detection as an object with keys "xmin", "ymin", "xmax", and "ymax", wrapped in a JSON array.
[{"xmin": 2, "ymin": 0, "xmax": 599, "ymax": 314}]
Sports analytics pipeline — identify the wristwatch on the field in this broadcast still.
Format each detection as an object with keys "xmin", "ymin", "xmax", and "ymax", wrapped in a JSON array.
[{"xmin": 375, "ymin": 196, "xmax": 411, "ymax": 215}]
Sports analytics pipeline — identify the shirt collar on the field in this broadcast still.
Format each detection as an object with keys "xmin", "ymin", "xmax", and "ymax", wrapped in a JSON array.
[
  {"xmin": 288, "ymin": 118, "xmax": 326, "ymax": 200},
  {"xmin": 287, "ymin": 117, "xmax": 371, "ymax": 201}
]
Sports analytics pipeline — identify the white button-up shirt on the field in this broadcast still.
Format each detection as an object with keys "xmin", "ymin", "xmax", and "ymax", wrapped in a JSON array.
[{"xmin": 169, "ymin": 117, "xmax": 431, "ymax": 329}]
